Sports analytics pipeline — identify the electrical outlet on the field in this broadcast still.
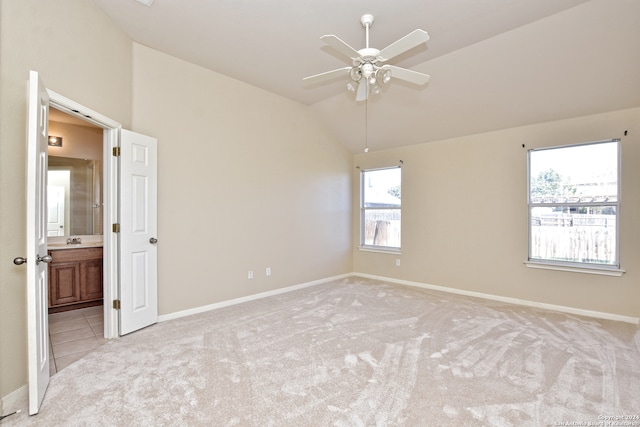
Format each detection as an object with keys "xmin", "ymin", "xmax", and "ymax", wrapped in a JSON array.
[
  {"xmin": 266, "ymin": 267, "xmax": 271, "ymax": 276},
  {"xmin": 248, "ymin": 270, "xmax": 253, "ymax": 279},
  {"xmin": 395, "ymin": 259, "xmax": 401, "ymax": 267}
]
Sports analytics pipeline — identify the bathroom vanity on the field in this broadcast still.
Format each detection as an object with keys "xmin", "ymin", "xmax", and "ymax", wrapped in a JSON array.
[{"xmin": 48, "ymin": 244, "xmax": 103, "ymax": 313}]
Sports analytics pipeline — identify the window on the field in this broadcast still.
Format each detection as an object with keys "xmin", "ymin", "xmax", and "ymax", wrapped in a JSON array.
[
  {"xmin": 528, "ymin": 139, "xmax": 620, "ymax": 270},
  {"xmin": 360, "ymin": 167, "xmax": 401, "ymax": 250}
]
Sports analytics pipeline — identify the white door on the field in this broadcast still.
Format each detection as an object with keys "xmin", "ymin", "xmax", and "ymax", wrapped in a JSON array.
[
  {"xmin": 47, "ymin": 185, "xmax": 65, "ymax": 236},
  {"xmin": 119, "ymin": 130, "xmax": 158, "ymax": 335},
  {"xmin": 26, "ymin": 70, "xmax": 51, "ymax": 415}
]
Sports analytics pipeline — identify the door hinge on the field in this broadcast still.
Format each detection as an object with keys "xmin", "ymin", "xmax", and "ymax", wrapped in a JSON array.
[
  {"xmin": 112, "ymin": 147, "xmax": 121, "ymax": 157},
  {"xmin": 112, "ymin": 223, "xmax": 120, "ymax": 233},
  {"xmin": 113, "ymin": 299, "xmax": 121, "ymax": 310}
]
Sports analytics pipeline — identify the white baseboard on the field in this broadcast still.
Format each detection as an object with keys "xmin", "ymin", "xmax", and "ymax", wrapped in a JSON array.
[
  {"xmin": 1, "ymin": 384, "xmax": 27, "ymax": 414},
  {"xmin": 158, "ymin": 273, "xmax": 352, "ymax": 323},
  {"xmin": 354, "ymin": 272, "xmax": 640, "ymax": 325},
  {"xmin": 158, "ymin": 271, "xmax": 639, "ymax": 325}
]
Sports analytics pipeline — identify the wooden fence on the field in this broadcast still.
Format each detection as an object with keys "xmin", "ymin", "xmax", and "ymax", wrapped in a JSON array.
[
  {"xmin": 363, "ymin": 210, "xmax": 401, "ymax": 247},
  {"xmin": 530, "ymin": 214, "xmax": 616, "ymax": 264}
]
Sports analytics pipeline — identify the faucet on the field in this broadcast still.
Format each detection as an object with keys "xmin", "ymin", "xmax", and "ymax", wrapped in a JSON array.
[{"xmin": 66, "ymin": 237, "xmax": 82, "ymax": 245}]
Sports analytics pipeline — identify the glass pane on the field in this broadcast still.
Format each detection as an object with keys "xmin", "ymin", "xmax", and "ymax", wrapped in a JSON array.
[
  {"xmin": 363, "ymin": 209, "xmax": 401, "ymax": 247},
  {"xmin": 529, "ymin": 142, "xmax": 617, "ymax": 203},
  {"xmin": 363, "ymin": 168, "xmax": 401, "ymax": 208},
  {"xmin": 530, "ymin": 205, "xmax": 617, "ymax": 265}
]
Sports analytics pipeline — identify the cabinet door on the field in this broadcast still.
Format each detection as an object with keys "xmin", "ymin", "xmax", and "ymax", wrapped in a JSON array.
[
  {"xmin": 49, "ymin": 262, "xmax": 81, "ymax": 306},
  {"xmin": 81, "ymin": 259, "xmax": 103, "ymax": 301}
]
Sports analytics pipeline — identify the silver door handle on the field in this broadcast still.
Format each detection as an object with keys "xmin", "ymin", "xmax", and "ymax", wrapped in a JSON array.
[
  {"xmin": 36, "ymin": 254, "xmax": 53, "ymax": 265},
  {"xmin": 13, "ymin": 257, "xmax": 27, "ymax": 265},
  {"xmin": 149, "ymin": 237, "xmax": 158, "ymax": 244}
]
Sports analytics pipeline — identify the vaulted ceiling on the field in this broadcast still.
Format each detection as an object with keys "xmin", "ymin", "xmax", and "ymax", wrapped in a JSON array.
[{"xmin": 92, "ymin": 0, "xmax": 640, "ymax": 152}]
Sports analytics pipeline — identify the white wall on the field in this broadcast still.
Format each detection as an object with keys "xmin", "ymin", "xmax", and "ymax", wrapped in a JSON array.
[
  {"xmin": 354, "ymin": 108, "xmax": 640, "ymax": 319},
  {"xmin": 48, "ymin": 121, "xmax": 103, "ymax": 160},
  {"xmin": 131, "ymin": 44, "xmax": 353, "ymax": 315}
]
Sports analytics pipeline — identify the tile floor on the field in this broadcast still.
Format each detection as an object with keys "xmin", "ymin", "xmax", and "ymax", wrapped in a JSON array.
[{"xmin": 48, "ymin": 305, "xmax": 107, "ymax": 375}]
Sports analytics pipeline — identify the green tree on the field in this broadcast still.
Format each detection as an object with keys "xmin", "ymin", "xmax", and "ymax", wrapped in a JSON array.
[
  {"xmin": 531, "ymin": 168, "xmax": 576, "ymax": 198},
  {"xmin": 388, "ymin": 185, "xmax": 401, "ymax": 200}
]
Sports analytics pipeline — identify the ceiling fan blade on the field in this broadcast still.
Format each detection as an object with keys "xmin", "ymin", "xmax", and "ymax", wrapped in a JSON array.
[
  {"xmin": 355, "ymin": 80, "xmax": 368, "ymax": 102},
  {"xmin": 303, "ymin": 67, "xmax": 352, "ymax": 84},
  {"xmin": 320, "ymin": 35, "xmax": 360, "ymax": 60},
  {"xmin": 378, "ymin": 29, "xmax": 429, "ymax": 62},
  {"xmin": 382, "ymin": 65, "xmax": 430, "ymax": 86}
]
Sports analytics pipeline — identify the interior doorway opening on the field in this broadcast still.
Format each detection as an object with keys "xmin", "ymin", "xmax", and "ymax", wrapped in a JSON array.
[
  {"xmin": 47, "ymin": 91, "xmax": 122, "ymax": 341},
  {"xmin": 46, "ymin": 107, "xmax": 108, "ymax": 374}
]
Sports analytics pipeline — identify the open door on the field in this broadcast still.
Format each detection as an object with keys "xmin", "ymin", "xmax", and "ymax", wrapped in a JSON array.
[
  {"xmin": 119, "ymin": 130, "xmax": 158, "ymax": 335},
  {"xmin": 26, "ymin": 70, "xmax": 51, "ymax": 415}
]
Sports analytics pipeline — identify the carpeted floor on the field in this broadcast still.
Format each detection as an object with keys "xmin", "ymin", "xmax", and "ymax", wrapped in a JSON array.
[{"xmin": 4, "ymin": 276, "xmax": 640, "ymax": 426}]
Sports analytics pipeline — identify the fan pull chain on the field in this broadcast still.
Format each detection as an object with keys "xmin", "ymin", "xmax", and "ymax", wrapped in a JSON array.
[{"xmin": 364, "ymin": 92, "xmax": 369, "ymax": 153}]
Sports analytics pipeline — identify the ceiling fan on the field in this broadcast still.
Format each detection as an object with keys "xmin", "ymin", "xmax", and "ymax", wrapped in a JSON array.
[{"xmin": 303, "ymin": 14, "xmax": 431, "ymax": 101}]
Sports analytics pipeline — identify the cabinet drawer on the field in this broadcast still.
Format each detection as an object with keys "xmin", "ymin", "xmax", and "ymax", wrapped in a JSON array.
[{"xmin": 49, "ymin": 247, "xmax": 103, "ymax": 263}]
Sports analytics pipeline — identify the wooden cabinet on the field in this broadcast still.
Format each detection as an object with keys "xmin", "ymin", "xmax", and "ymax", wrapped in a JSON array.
[{"xmin": 48, "ymin": 247, "xmax": 103, "ymax": 313}]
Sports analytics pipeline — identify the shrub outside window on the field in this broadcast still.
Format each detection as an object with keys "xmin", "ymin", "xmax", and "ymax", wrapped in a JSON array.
[
  {"xmin": 528, "ymin": 140, "xmax": 620, "ymax": 268},
  {"xmin": 361, "ymin": 167, "xmax": 401, "ymax": 250}
]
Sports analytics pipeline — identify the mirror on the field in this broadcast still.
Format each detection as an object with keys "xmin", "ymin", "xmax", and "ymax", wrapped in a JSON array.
[{"xmin": 48, "ymin": 156, "xmax": 102, "ymax": 236}]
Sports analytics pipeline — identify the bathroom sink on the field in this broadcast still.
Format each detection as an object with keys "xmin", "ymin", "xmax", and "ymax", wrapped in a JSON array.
[
  {"xmin": 47, "ymin": 235, "xmax": 104, "ymax": 250},
  {"xmin": 48, "ymin": 242, "xmax": 103, "ymax": 250}
]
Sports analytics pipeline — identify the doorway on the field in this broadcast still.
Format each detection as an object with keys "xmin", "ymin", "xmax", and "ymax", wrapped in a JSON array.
[
  {"xmin": 47, "ymin": 91, "xmax": 121, "ymax": 342},
  {"xmin": 46, "ymin": 107, "xmax": 107, "ymax": 374}
]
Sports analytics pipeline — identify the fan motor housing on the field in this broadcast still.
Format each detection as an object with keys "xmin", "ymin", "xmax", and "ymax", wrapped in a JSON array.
[{"xmin": 357, "ymin": 47, "xmax": 380, "ymax": 62}]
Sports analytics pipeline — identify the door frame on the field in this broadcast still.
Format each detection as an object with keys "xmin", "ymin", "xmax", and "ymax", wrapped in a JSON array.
[{"xmin": 48, "ymin": 91, "xmax": 121, "ymax": 339}]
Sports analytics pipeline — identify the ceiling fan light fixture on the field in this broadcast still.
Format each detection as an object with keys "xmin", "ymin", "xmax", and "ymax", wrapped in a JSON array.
[
  {"xmin": 362, "ymin": 63, "xmax": 374, "ymax": 79},
  {"xmin": 347, "ymin": 81, "xmax": 358, "ymax": 92},
  {"xmin": 350, "ymin": 68, "xmax": 362, "ymax": 82},
  {"xmin": 381, "ymin": 69, "xmax": 392, "ymax": 84}
]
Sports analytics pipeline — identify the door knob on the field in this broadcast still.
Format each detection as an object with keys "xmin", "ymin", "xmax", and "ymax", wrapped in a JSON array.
[
  {"xmin": 36, "ymin": 254, "xmax": 53, "ymax": 265},
  {"xmin": 149, "ymin": 237, "xmax": 158, "ymax": 244},
  {"xmin": 13, "ymin": 257, "xmax": 27, "ymax": 265}
]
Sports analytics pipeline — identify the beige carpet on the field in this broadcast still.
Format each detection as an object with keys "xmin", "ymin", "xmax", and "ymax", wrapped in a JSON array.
[{"xmin": 4, "ymin": 277, "xmax": 640, "ymax": 426}]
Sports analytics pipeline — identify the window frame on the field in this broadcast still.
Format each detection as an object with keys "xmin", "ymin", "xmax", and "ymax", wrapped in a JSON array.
[
  {"xmin": 359, "ymin": 166, "xmax": 402, "ymax": 253},
  {"xmin": 526, "ymin": 139, "xmax": 624, "ymax": 276}
]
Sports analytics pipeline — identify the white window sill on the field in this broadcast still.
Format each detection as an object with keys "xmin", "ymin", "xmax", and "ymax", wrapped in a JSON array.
[
  {"xmin": 524, "ymin": 260, "xmax": 625, "ymax": 277},
  {"xmin": 358, "ymin": 246, "xmax": 402, "ymax": 255}
]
